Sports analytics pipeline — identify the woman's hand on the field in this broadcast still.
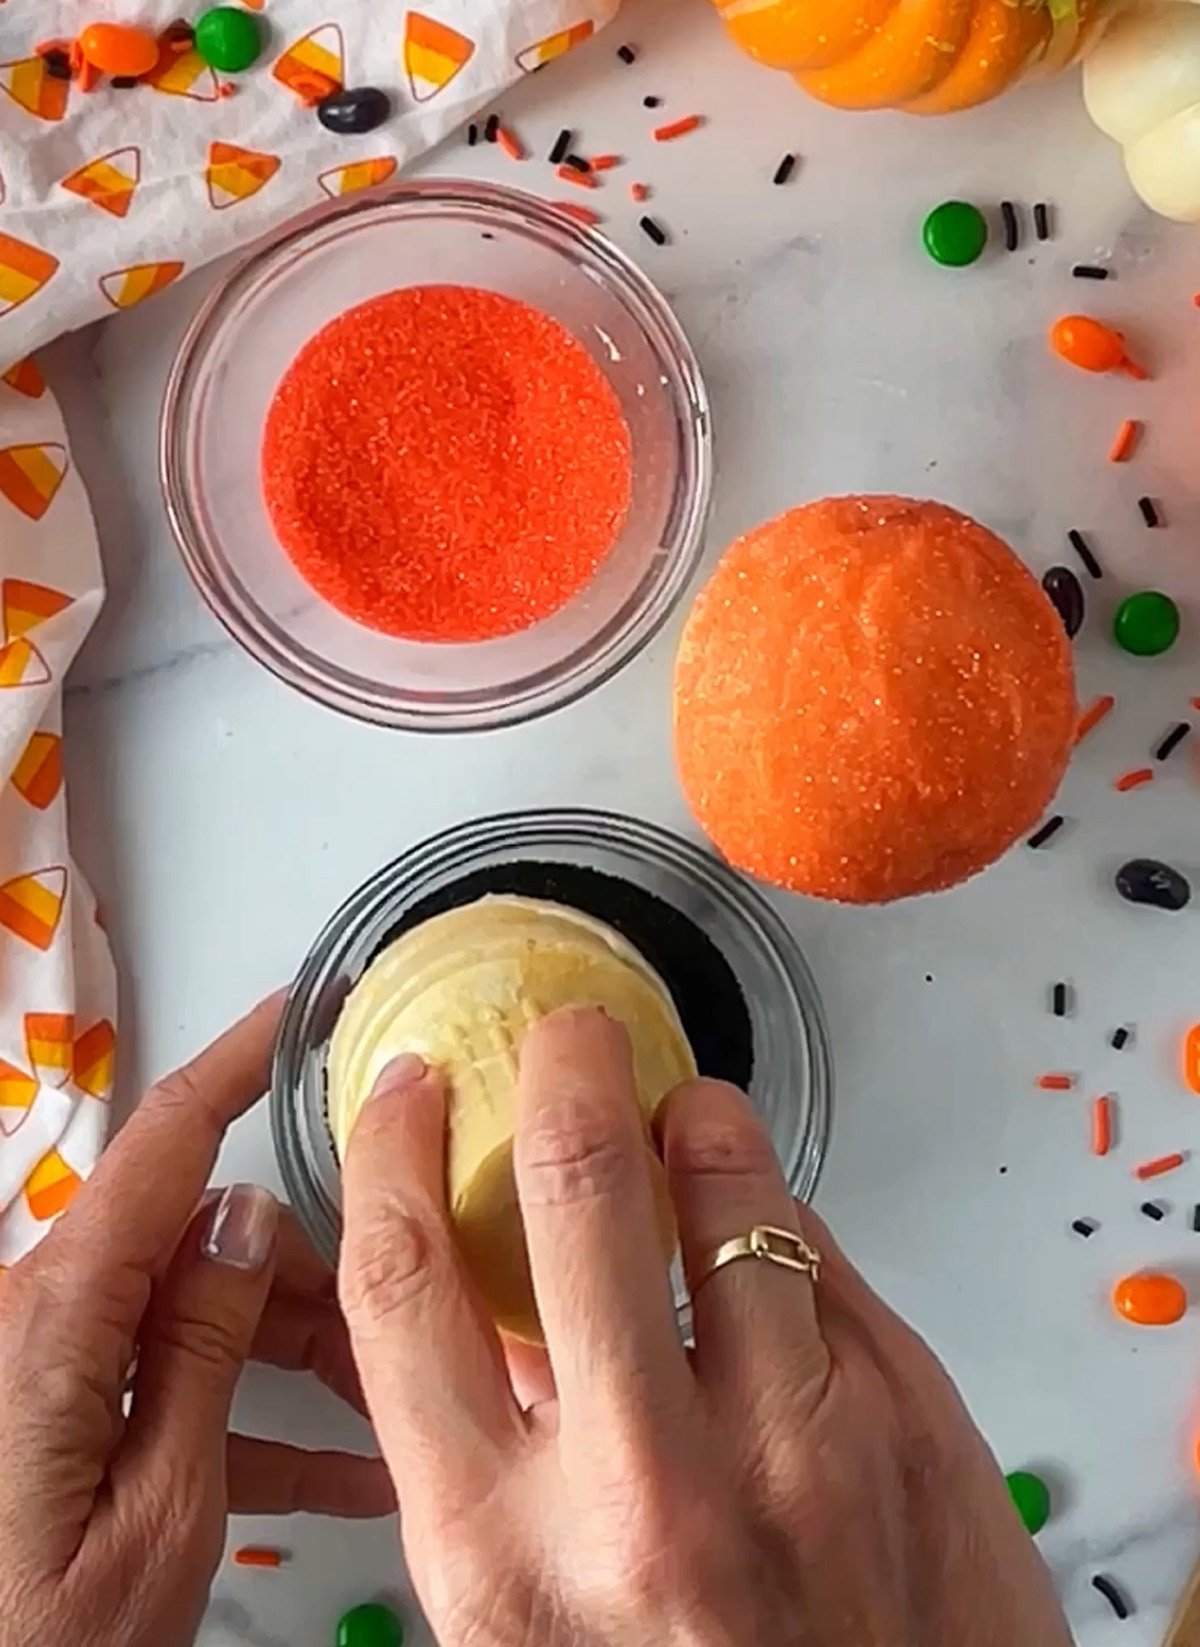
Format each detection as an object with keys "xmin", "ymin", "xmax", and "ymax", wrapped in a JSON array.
[
  {"xmin": 339, "ymin": 1007, "xmax": 1070, "ymax": 1647},
  {"xmin": 0, "ymin": 996, "xmax": 395, "ymax": 1647}
]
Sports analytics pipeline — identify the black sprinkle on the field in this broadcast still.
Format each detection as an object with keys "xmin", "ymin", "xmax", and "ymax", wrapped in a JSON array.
[
  {"xmin": 643, "ymin": 95, "xmax": 662, "ymax": 108},
  {"xmin": 42, "ymin": 48, "xmax": 72, "ymax": 79},
  {"xmin": 110, "ymin": 74, "xmax": 139, "ymax": 88},
  {"xmin": 467, "ymin": 123, "xmax": 479, "ymax": 146},
  {"xmin": 484, "ymin": 114, "xmax": 500, "ymax": 142},
  {"xmin": 1001, "ymin": 201, "xmax": 1019, "ymax": 252},
  {"xmin": 1072, "ymin": 264, "xmax": 1110, "ymax": 280},
  {"xmin": 639, "ymin": 215, "xmax": 668, "ymax": 246},
  {"xmin": 1137, "ymin": 495, "xmax": 1161, "ymax": 528},
  {"xmin": 1052, "ymin": 982, "xmax": 1068, "ymax": 1017},
  {"xmin": 548, "ymin": 128, "xmax": 572, "ymax": 165},
  {"xmin": 1071, "ymin": 1218, "xmax": 1096, "ymax": 1238},
  {"xmin": 1140, "ymin": 1201, "xmax": 1166, "ymax": 1221},
  {"xmin": 1067, "ymin": 528, "xmax": 1103, "ymax": 580},
  {"xmin": 1034, "ymin": 202, "xmax": 1051, "ymax": 241},
  {"xmin": 1091, "ymin": 1575, "xmax": 1130, "ymax": 1621},
  {"xmin": 617, "ymin": 43, "xmax": 637, "ymax": 64},
  {"xmin": 1192, "ymin": 1203, "xmax": 1200, "ymax": 1233},
  {"xmin": 1027, "ymin": 815, "xmax": 1065, "ymax": 849},
  {"xmin": 563, "ymin": 153, "xmax": 591, "ymax": 173},
  {"xmin": 1154, "ymin": 722, "xmax": 1190, "ymax": 762},
  {"xmin": 772, "ymin": 153, "xmax": 797, "ymax": 186},
  {"xmin": 1111, "ymin": 1027, "xmax": 1130, "ymax": 1050}
]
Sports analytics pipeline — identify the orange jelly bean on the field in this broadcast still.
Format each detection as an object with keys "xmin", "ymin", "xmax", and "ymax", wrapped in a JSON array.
[
  {"xmin": 1113, "ymin": 1271, "xmax": 1187, "ymax": 1327},
  {"xmin": 1185, "ymin": 1024, "xmax": 1200, "ymax": 1095},
  {"xmin": 1049, "ymin": 315, "xmax": 1139, "ymax": 376},
  {"xmin": 77, "ymin": 22, "xmax": 160, "ymax": 76}
]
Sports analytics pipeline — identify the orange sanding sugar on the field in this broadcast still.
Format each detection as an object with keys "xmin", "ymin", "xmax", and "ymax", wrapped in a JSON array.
[
  {"xmin": 261, "ymin": 285, "xmax": 632, "ymax": 642},
  {"xmin": 673, "ymin": 496, "xmax": 1077, "ymax": 904}
]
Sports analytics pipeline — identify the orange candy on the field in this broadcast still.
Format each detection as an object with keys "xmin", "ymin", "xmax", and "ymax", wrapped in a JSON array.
[
  {"xmin": 1049, "ymin": 315, "xmax": 1146, "ymax": 378},
  {"xmin": 77, "ymin": 22, "xmax": 160, "ymax": 77},
  {"xmin": 1184, "ymin": 1025, "xmax": 1200, "ymax": 1095},
  {"xmin": 673, "ymin": 497, "xmax": 1076, "ymax": 904},
  {"xmin": 1113, "ymin": 1272, "xmax": 1187, "ymax": 1327}
]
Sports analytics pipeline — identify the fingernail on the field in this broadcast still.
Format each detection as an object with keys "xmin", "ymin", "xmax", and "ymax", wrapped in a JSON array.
[
  {"xmin": 202, "ymin": 1183, "xmax": 278, "ymax": 1271},
  {"xmin": 368, "ymin": 1053, "xmax": 427, "ymax": 1099}
]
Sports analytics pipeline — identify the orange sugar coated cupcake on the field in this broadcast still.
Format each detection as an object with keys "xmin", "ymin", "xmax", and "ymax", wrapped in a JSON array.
[{"xmin": 673, "ymin": 497, "xmax": 1076, "ymax": 904}]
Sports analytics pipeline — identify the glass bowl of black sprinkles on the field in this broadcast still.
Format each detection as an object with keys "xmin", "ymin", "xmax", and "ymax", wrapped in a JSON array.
[{"xmin": 272, "ymin": 808, "xmax": 833, "ymax": 1284}]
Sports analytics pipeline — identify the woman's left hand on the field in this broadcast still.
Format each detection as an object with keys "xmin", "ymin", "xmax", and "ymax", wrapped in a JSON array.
[{"xmin": 0, "ymin": 994, "xmax": 396, "ymax": 1647}]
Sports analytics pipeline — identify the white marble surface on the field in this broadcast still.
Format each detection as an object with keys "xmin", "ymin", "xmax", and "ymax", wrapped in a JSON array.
[{"xmin": 49, "ymin": 1, "xmax": 1200, "ymax": 1641}]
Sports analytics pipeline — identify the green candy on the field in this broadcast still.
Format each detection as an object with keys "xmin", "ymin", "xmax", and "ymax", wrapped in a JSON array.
[
  {"xmin": 1006, "ymin": 1469, "xmax": 1051, "ymax": 1536},
  {"xmin": 922, "ymin": 200, "xmax": 988, "ymax": 268},
  {"xmin": 1113, "ymin": 590, "xmax": 1180, "ymax": 657},
  {"xmin": 194, "ymin": 5, "xmax": 262, "ymax": 72},
  {"xmin": 336, "ymin": 1602, "xmax": 404, "ymax": 1647}
]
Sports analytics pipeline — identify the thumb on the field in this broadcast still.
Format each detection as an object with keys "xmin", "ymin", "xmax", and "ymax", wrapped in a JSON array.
[{"xmin": 116, "ymin": 1185, "xmax": 279, "ymax": 1507}]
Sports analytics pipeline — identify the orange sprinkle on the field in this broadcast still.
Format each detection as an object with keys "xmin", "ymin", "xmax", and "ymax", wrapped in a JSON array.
[
  {"xmin": 555, "ymin": 202, "xmax": 602, "ymax": 227},
  {"xmin": 1091, "ymin": 1094, "xmax": 1112, "ymax": 1157},
  {"xmin": 589, "ymin": 154, "xmax": 621, "ymax": 171},
  {"xmin": 1135, "ymin": 1151, "xmax": 1186, "ymax": 1181},
  {"xmin": 630, "ymin": 182, "xmax": 649, "ymax": 204},
  {"xmin": 1074, "ymin": 693, "xmax": 1114, "ymax": 744},
  {"xmin": 1113, "ymin": 766, "xmax": 1154, "ymax": 793},
  {"xmin": 1109, "ymin": 418, "xmax": 1141, "ymax": 463},
  {"xmin": 232, "ymin": 1547, "xmax": 286, "ymax": 1569},
  {"xmin": 654, "ymin": 114, "xmax": 704, "ymax": 141},
  {"xmin": 556, "ymin": 164, "xmax": 596, "ymax": 190},
  {"xmin": 1037, "ymin": 1073, "xmax": 1074, "ymax": 1091},
  {"xmin": 496, "ymin": 125, "xmax": 525, "ymax": 161}
]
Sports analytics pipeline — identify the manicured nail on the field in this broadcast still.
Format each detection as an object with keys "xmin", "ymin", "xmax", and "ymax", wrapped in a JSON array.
[
  {"xmin": 202, "ymin": 1183, "xmax": 278, "ymax": 1271},
  {"xmin": 369, "ymin": 1053, "xmax": 427, "ymax": 1099}
]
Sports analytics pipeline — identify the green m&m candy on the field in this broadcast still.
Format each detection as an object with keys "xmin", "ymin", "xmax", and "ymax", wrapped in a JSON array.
[
  {"xmin": 922, "ymin": 200, "xmax": 988, "ymax": 268},
  {"xmin": 1113, "ymin": 590, "xmax": 1180, "ymax": 657},
  {"xmin": 336, "ymin": 1602, "xmax": 404, "ymax": 1647},
  {"xmin": 194, "ymin": 5, "xmax": 262, "ymax": 72},
  {"xmin": 1006, "ymin": 1469, "xmax": 1051, "ymax": 1536}
]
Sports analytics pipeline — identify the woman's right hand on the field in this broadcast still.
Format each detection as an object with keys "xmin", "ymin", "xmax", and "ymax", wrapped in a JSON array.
[{"xmin": 338, "ymin": 1008, "xmax": 1071, "ymax": 1647}]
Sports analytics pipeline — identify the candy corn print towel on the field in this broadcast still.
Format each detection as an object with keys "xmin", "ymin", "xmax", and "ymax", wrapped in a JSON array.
[{"xmin": 0, "ymin": 0, "xmax": 618, "ymax": 1265}]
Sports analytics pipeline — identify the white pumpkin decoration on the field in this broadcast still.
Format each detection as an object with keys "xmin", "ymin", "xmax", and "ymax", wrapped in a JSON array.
[{"xmin": 1084, "ymin": 0, "xmax": 1200, "ymax": 222}]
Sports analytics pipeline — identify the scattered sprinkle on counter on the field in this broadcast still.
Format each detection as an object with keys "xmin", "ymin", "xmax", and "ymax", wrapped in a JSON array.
[
  {"xmin": 1091, "ymin": 1094, "xmax": 1112, "ymax": 1156},
  {"xmin": 1137, "ymin": 495, "xmax": 1161, "ymax": 527},
  {"xmin": 562, "ymin": 153, "xmax": 591, "ymax": 173},
  {"xmin": 1051, "ymin": 981, "xmax": 1069, "ymax": 1017},
  {"xmin": 1027, "ymin": 815, "xmax": 1065, "ymax": 849},
  {"xmin": 232, "ymin": 1546, "xmax": 286, "ymax": 1569},
  {"xmin": 1091, "ymin": 1574, "xmax": 1131, "ymax": 1619},
  {"xmin": 1111, "ymin": 1026, "xmax": 1130, "ymax": 1050},
  {"xmin": 1001, "ymin": 200, "xmax": 1019, "ymax": 252},
  {"xmin": 1037, "ymin": 1073, "xmax": 1074, "ymax": 1092},
  {"xmin": 643, "ymin": 94, "xmax": 661, "ymax": 108},
  {"xmin": 1134, "ymin": 1152, "xmax": 1186, "ymax": 1182},
  {"xmin": 1071, "ymin": 1218, "xmax": 1097, "ymax": 1238},
  {"xmin": 1067, "ymin": 528, "xmax": 1103, "ymax": 579},
  {"xmin": 557, "ymin": 162, "xmax": 596, "ymax": 188},
  {"xmin": 654, "ymin": 114, "xmax": 704, "ymax": 141},
  {"xmin": 484, "ymin": 113, "xmax": 500, "ymax": 142},
  {"xmin": 495, "ymin": 125, "xmax": 525, "ymax": 161},
  {"xmin": 261, "ymin": 286, "xmax": 631, "ymax": 643},
  {"xmin": 1192, "ymin": 1204, "xmax": 1200, "ymax": 1234},
  {"xmin": 630, "ymin": 181, "xmax": 650, "ymax": 203},
  {"xmin": 1072, "ymin": 264, "xmax": 1110, "ymax": 280},
  {"xmin": 1154, "ymin": 722, "xmax": 1189, "ymax": 761},
  {"xmin": 1140, "ymin": 1200, "xmax": 1165, "ymax": 1221},
  {"xmin": 617, "ymin": 42, "xmax": 637, "ymax": 63},
  {"xmin": 1113, "ymin": 767, "xmax": 1154, "ymax": 793},
  {"xmin": 640, "ymin": 215, "xmax": 668, "ymax": 245},
  {"xmin": 773, "ymin": 153, "xmax": 797, "ymax": 185},
  {"xmin": 1033, "ymin": 202, "xmax": 1051, "ymax": 241},
  {"xmin": 1075, "ymin": 694, "xmax": 1115, "ymax": 744},
  {"xmin": 467, "ymin": 122, "xmax": 479, "ymax": 146},
  {"xmin": 556, "ymin": 202, "xmax": 602, "ymax": 227},
  {"xmin": 1108, "ymin": 418, "xmax": 1142, "ymax": 462},
  {"xmin": 589, "ymin": 153, "xmax": 621, "ymax": 171},
  {"xmin": 548, "ymin": 128, "xmax": 571, "ymax": 163}
]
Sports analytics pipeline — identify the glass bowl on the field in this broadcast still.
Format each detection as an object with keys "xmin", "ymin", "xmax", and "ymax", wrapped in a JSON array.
[
  {"xmin": 161, "ymin": 180, "xmax": 712, "ymax": 732},
  {"xmin": 272, "ymin": 808, "xmax": 833, "ymax": 1268}
]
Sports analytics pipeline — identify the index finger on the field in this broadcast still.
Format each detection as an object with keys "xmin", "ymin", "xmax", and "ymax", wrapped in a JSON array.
[{"xmin": 35, "ymin": 993, "xmax": 284, "ymax": 1289}]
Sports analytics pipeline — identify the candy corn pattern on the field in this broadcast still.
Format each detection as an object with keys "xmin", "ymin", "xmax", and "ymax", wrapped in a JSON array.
[
  {"xmin": 25, "ymin": 1013, "xmax": 73, "ymax": 1089},
  {"xmin": 0, "ymin": 232, "xmax": 58, "ymax": 319},
  {"xmin": 273, "ymin": 24, "xmax": 344, "ymax": 102},
  {"xmin": 144, "ymin": 46, "xmax": 220, "ymax": 101},
  {"xmin": 0, "ymin": 867, "xmax": 67, "ymax": 952},
  {"xmin": 99, "ymin": 261, "xmax": 185, "ymax": 311},
  {"xmin": 515, "ymin": 19, "xmax": 594, "ymax": 71},
  {"xmin": 403, "ymin": 12, "xmax": 475, "ymax": 101},
  {"xmin": 1, "ymin": 358, "xmax": 45, "ymax": 400},
  {"xmin": 61, "ymin": 148, "xmax": 141, "ymax": 219},
  {"xmin": 206, "ymin": 142, "xmax": 281, "ymax": 210},
  {"xmin": 0, "ymin": 640, "xmax": 50, "ymax": 690},
  {"xmin": 72, "ymin": 1021, "xmax": 115, "ymax": 1101},
  {"xmin": 3, "ymin": 579, "xmax": 72, "ymax": 640},
  {"xmin": 25, "ymin": 1150, "xmax": 81, "ymax": 1221},
  {"xmin": 11, "ymin": 732, "xmax": 63, "ymax": 811},
  {"xmin": 0, "ymin": 445, "xmax": 68, "ymax": 521},
  {"xmin": 317, "ymin": 157, "xmax": 398, "ymax": 198},
  {"xmin": 0, "ymin": 55, "xmax": 69, "ymax": 122},
  {"xmin": 0, "ymin": 1058, "xmax": 36, "ymax": 1136}
]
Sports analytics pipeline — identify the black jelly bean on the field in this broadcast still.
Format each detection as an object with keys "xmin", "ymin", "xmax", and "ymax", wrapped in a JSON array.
[
  {"xmin": 1042, "ymin": 565, "xmax": 1085, "ymax": 639},
  {"xmin": 1115, "ymin": 858, "xmax": 1191, "ymax": 912},
  {"xmin": 317, "ymin": 86, "xmax": 391, "ymax": 136}
]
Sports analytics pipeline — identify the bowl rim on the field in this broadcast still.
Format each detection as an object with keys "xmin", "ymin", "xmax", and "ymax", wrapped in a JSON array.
[{"xmin": 160, "ymin": 177, "xmax": 713, "ymax": 734}]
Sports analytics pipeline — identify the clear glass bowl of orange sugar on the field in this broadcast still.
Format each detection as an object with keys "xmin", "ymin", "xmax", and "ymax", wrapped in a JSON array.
[{"xmin": 160, "ymin": 179, "xmax": 712, "ymax": 731}]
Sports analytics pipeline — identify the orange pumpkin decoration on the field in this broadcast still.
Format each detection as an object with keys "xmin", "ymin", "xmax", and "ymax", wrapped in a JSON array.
[{"xmin": 710, "ymin": 0, "xmax": 1111, "ymax": 115}]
